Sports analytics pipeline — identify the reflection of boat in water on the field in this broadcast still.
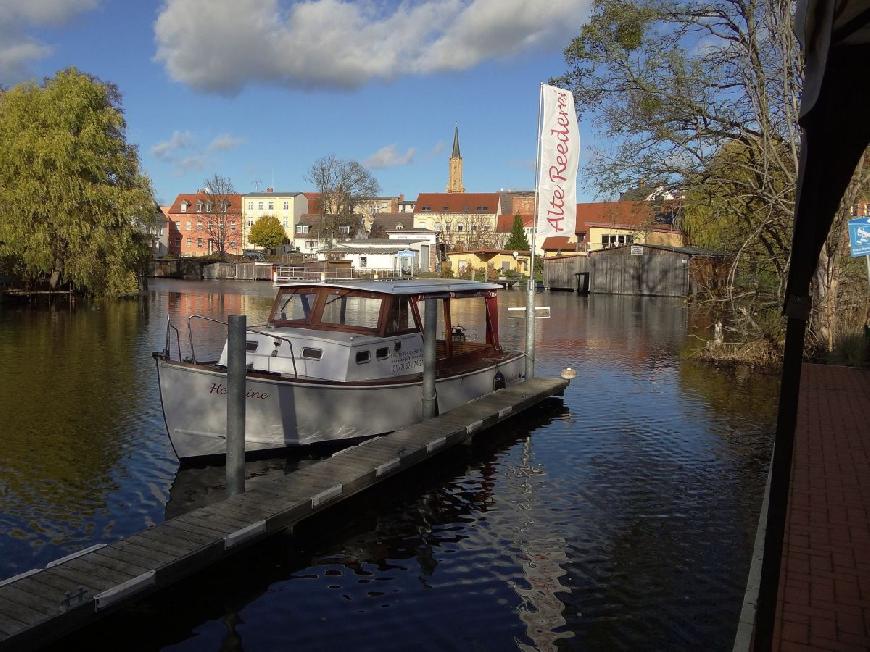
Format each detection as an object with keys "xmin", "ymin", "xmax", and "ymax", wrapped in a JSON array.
[{"xmin": 155, "ymin": 280, "xmax": 525, "ymax": 460}]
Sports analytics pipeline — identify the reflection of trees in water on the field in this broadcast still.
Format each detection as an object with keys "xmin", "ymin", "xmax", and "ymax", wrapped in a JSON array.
[{"xmin": 0, "ymin": 299, "xmax": 150, "ymax": 573}]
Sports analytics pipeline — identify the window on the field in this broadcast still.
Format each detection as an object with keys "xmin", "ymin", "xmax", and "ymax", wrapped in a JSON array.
[
  {"xmin": 197, "ymin": 238, "xmax": 203, "ymax": 248},
  {"xmin": 247, "ymin": 219, "xmax": 254, "ymax": 227},
  {"xmin": 197, "ymin": 221, "xmax": 203, "ymax": 230},
  {"xmin": 305, "ymin": 240, "xmax": 317, "ymax": 249},
  {"xmin": 421, "ymin": 206, "xmax": 432, "ymax": 211},
  {"xmin": 395, "ymin": 224, "xmax": 403, "ymax": 230},
  {"xmin": 283, "ymin": 201, "xmax": 289, "ymax": 210},
  {"xmin": 180, "ymin": 202, "xmax": 188, "ymax": 212},
  {"xmin": 196, "ymin": 201, "xmax": 203, "ymax": 212},
  {"xmin": 321, "ymin": 293, "xmax": 382, "ymax": 330},
  {"xmin": 186, "ymin": 237, "xmax": 192, "ymax": 246},
  {"xmin": 302, "ymin": 347, "xmax": 322, "ymax": 360},
  {"xmin": 283, "ymin": 218, "xmax": 288, "ymax": 227},
  {"xmin": 248, "ymin": 202, "xmax": 253, "ymax": 210},
  {"xmin": 355, "ymin": 351, "xmax": 370, "ymax": 364},
  {"xmin": 359, "ymin": 256, "xmax": 367, "ymax": 268},
  {"xmin": 457, "ymin": 224, "xmax": 464, "ymax": 232},
  {"xmin": 272, "ymin": 290, "xmax": 318, "ymax": 323},
  {"xmin": 296, "ymin": 224, "xmax": 308, "ymax": 234},
  {"xmin": 268, "ymin": 202, "xmax": 274, "ymax": 210},
  {"xmin": 205, "ymin": 202, "xmax": 213, "ymax": 212},
  {"xmin": 258, "ymin": 202, "xmax": 263, "ymax": 209},
  {"xmin": 186, "ymin": 221, "xmax": 192, "ymax": 231},
  {"xmin": 376, "ymin": 347, "xmax": 389, "ymax": 360},
  {"xmin": 339, "ymin": 225, "xmax": 351, "ymax": 235}
]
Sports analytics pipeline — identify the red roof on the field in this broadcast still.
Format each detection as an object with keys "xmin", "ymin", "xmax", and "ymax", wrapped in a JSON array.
[
  {"xmin": 496, "ymin": 214, "xmax": 534, "ymax": 233},
  {"xmin": 167, "ymin": 192, "xmax": 242, "ymax": 214},
  {"xmin": 575, "ymin": 201, "xmax": 653, "ymax": 234},
  {"xmin": 414, "ymin": 193, "xmax": 500, "ymax": 214},
  {"xmin": 542, "ymin": 236, "xmax": 575, "ymax": 251}
]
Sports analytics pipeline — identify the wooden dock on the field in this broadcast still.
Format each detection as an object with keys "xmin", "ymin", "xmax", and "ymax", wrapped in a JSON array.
[{"xmin": 0, "ymin": 377, "xmax": 566, "ymax": 651}]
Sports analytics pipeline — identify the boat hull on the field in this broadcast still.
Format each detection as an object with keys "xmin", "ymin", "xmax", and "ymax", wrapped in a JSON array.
[{"xmin": 157, "ymin": 354, "xmax": 525, "ymax": 459}]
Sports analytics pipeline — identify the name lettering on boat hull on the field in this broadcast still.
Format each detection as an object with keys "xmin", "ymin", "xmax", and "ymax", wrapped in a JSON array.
[{"xmin": 209, "ymin": 383, "xmax": 270, "ymax": 400}]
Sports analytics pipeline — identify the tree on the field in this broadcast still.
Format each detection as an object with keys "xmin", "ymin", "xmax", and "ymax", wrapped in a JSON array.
[
  {"xmin": 200, "ymin": 174, "xmax": 239, "ymax": 260},
  {"xmin": 248, "ymin": 215, "xmax": 286, "ymax": 250},
  {"xmin": 305, "ymin": 155, "xmax": 380, "ymax": 240},
  {"xmin": 0, "ymin": 68, "xmax": 156, "ymax": 296},
  {"xmin": 505, "ymin": 215, "xmax": 531, "ymax": 250}
]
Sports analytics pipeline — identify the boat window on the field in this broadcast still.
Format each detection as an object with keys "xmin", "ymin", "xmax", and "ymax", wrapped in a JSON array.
[
  {"xmin": 376, "ymin": 347, "xmax": 389, "ymax": 359},
  {"xmin": 272, "ymin": 290, "xmax": 317, "ymax": 323},
  {"xmin": 245, "ymin": 341, "xmax": 258, "ymax": 352},
  {"xmin": 385, "ymin": 296, "xmax": 417, "ymax": 334},
  {"xmin": 321, "ymin": 293, "xmax": 382, "ymax": 330},
  {"xmin": 355, "ymin": 350, "xmax": 370, "ymax": 364},
  {"xmin": 302, "ymin": 347, "xmax": 322, "ymax": 360}
]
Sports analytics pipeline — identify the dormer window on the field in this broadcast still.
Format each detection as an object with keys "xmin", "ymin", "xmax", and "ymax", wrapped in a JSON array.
[
  {"xmin": 195, "ymin": 201, "xmax": 203, "ymax": 212},
  {"xmin": 180, "ymin": 201, "xmax": 188, "ymax": 212},
  {"xmin": 395, "ymin": 224, "xmax": 403, "ymax": 230}
]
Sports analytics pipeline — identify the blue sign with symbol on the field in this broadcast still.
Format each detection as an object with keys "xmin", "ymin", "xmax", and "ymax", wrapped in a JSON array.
[{"xmin": 848, "ymin": 217, "xmax": 870, "ymax": 257}]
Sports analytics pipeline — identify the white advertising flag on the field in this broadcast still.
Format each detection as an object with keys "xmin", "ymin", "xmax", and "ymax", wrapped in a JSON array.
[{"xmin": 535, "ymin": 84, "xmax": 579, "ymax": 239}]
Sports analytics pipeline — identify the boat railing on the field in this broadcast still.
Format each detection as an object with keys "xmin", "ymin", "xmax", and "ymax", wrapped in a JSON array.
[
  {"xmin": 162, "ymin": 315, "xmax": 299, "ymax": 378},
  {"xmin": 274, "ymin": 266, "xmax": 408, "ymax": 284}
]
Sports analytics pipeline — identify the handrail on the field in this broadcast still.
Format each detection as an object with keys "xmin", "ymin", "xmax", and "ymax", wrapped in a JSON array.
[
  {"xmin": 186, "ymin": 314, "xmax": 298, "ymax": 378},
  {"xmin": 164, "ymin": 317, "xmax": 182, "ymax": 361}
]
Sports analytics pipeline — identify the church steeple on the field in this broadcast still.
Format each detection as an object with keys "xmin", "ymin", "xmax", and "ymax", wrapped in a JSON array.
[{"xmin": 447, "ymin": 125, "xmax": 464, "ymax": 193}]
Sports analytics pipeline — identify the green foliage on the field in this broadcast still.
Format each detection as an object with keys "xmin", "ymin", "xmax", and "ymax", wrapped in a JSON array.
[
  {"xmin": 248, "ymin": 215, "xmax": 286, "ymax": 249},
  {"xmin": 0, "ymin": 68, "xmax": 155, "ymax": 296},
  {"xmin": 504, "ymin": 215, "xmax": 530, "ymax": 251}
]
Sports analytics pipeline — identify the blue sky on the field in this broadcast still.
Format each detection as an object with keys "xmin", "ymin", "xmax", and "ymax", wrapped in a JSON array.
[{"xmin": 1, "ymin": 0, "xmax": 597, "ymax": 206}]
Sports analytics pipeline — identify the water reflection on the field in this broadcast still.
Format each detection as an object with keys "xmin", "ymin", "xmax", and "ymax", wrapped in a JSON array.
[{"xmin": 2, "ymin": 283, "xmax": 776, "ymax": 650}]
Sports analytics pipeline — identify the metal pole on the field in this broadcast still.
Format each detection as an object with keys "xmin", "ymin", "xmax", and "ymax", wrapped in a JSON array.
[
  {"xmin": 526, "ymin": 83, "xmax": 544, "ymax": 379},
  {"xmin": 865, "ymin": 254, "xmax": 870, "ymax": 287},
  {"xmin": 422, "ymin": 298, "xmax": 438, "ymax": 418},
  {"xmin": 226, "ymin": 314, "xmax": 246, "ymax": 495}
]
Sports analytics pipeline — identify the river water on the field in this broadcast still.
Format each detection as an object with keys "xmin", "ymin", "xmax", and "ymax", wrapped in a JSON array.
[{"xmin": 0, "ymin": 280, "xmax": 776, "ymax": 650}]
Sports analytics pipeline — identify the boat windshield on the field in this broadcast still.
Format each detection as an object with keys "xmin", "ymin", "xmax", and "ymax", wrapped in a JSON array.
[
  {"xmin": 272, "ymin": 290, "xmax": 318, "ymax": 324},
  {"xmin": 320, "ymin": 292, "xmax": 382, "ymax": 330}
]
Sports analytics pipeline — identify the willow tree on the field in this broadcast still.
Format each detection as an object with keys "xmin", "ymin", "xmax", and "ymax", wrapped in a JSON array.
[{"xmin": 0, "ymin": 68, "xmax": 155, "ymax": 296}]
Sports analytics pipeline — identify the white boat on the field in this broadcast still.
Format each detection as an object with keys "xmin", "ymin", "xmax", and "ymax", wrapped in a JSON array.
[{"xmin": 155, "ymin": 279, "xmax": 526, "ymax": 460}]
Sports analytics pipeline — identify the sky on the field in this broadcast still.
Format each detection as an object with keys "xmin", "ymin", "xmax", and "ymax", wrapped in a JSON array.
[{"xmin": 0, "ymin": 0, "xmax": 598, "ymax": 206}]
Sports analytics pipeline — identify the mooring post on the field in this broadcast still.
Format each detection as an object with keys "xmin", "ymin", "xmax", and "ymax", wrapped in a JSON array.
[
  {"xmin": 422, "ymin": 297, "xmax": 438, "ymax": 419},
  {"xmin": 226, "ymin": 314, "xmax": 246, "ymax": 495}
]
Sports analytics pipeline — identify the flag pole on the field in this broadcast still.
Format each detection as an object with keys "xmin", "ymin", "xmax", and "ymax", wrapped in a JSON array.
[{"xmin": 526, "ymin": 83, "xmax": 544, "ymax": 379}]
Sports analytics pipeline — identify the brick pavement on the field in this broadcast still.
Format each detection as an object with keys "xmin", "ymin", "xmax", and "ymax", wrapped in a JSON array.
[{"xmin": 773, "ymin": 363, "xmax": 870, "ymax": 651}]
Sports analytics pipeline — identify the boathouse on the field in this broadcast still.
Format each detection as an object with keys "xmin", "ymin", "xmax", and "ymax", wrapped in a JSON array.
[{"xmin": 543, "ymin": 244, "xmax": 726, "ymax": 297}]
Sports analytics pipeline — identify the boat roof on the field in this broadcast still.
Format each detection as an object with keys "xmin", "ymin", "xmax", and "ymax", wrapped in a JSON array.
[{"xmin": 274, "ymin": 279, "xmax": 501, "ymax": 295}]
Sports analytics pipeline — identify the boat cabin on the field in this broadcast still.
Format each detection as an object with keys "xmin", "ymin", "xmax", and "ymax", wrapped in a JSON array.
[{"xmin": 219, "ymin": 280, "xmax": 507, "ymax": 383}]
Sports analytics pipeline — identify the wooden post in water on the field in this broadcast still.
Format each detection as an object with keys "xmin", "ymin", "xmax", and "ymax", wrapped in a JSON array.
[
  {"xmin": 226, "ymin": 314, "xmax": 246, "ymax": 495},
  {"xmin": 422, "ymin": 297, "xmax": 438, "ymax": 419}
]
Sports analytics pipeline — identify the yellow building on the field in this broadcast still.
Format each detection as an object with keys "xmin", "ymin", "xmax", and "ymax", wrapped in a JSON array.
[
  {"xmin": 446, "ymin": 249, "xmax": 530, "ymax": 277},
  {"xmin": 241, "ymin": 191, "xmax": 308, "ymax": 249}
]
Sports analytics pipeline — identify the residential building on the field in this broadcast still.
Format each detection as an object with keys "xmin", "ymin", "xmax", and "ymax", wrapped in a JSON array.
[
  {"xmin": 447, "ymin": 126, "xmax": 465, "ymax": 193},
  {"xmin": 446, "ymin": 249, "xmax": 531, "ymax": 277},
  {"xmin": 241, "ymin": 190, "xmax": 308, "ymax": 248},
  {"xmin": 292, "ymin": 214, "xmax": 323, "ymax": 256},
  {"xmin": 369, "ymin": 213, "xmax": 413, "ymax": 237},
  {"xmin": 151, "ymin": 205, "xmax": 171, "ymax": 257},
  {"xmin": 576, "ymin": 201, "xmax": 683, "ymax": 253},
  {"xmin": 318, "ymin": 239, "xmax": 424, "ymax": 275},
  {"xmin": 166, "ymin": 192, "xmax": 243, "ymax": 257},
  {"xmin": 413, "ymin": 192, "xmax": 502, "ymax": 250}
]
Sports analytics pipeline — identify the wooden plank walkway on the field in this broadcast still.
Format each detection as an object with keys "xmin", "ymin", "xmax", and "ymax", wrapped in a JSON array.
[{"xmin": 0, "ymin": 377, "xmax": 567, "ymax": 651}]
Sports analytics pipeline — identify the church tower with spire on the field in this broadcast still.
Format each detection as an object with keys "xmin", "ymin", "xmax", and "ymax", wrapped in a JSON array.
[{"xmin": 447, "ymin": 126, "xmax": 465, "ymax": 193}]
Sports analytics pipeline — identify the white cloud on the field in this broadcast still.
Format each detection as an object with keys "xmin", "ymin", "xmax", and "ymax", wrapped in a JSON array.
[
  {"xmin": 0, "ymin": 0, "xmax": 100, "ymax": 82},
  {"xmin": 208, "ymin": 133, "xmax": 245, "ymax": 152},
  {"xmin": 151, "ymin": 130, "xmax": 194, "ymax": 160},
  {"xmin": 364, "ymin": 144, "xmax": 415, "ymax": 169},
  {"xmin": 154, "ymin": 0, "xmax": 589, "ymax": 94}
]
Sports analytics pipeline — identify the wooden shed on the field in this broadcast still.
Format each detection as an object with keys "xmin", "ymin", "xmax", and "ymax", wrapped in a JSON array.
[
  {"xmin": 543, "ymin": 255, "xmax": 589, "ymax": 291},
  {"xmin": 587, "ymin": 244, "xmax": 726, "ymax": 297}
]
